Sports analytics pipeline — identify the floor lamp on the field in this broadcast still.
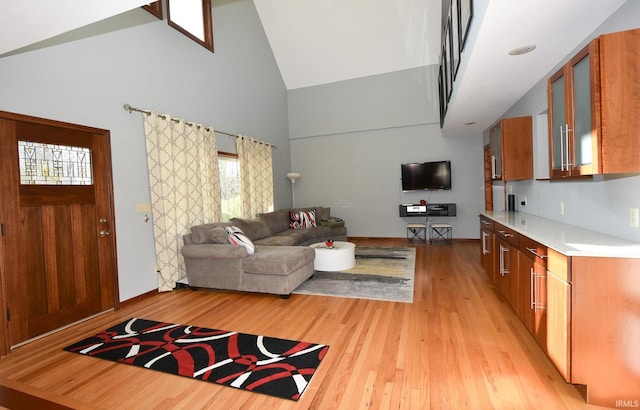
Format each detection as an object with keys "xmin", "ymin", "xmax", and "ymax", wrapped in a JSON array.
[{"xmin": 287, "ymin": 172, "xmax": 300, "ymax": 207}]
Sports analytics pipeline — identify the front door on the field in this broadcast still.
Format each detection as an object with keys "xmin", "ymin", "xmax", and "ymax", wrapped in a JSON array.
[{"xmin": 0, "ymin": 111, "xmax": 119, "ymax": 354}]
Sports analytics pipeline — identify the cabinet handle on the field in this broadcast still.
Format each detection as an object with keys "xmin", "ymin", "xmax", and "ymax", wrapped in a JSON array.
[
  {"xmin": 499, "ymin": 244, "xmax": 509, "ymax": 276},
  {"xmin": 559, "ymin": 125, "xmax": 565, "ymax": 171},
  {"xmin": 482, "ymin": 231, "xmax": 488, "ymax": 255},
  {"xmin": 526, "ymin": 247, "xmax": 547, "ymax": 258},
  {"xmin": 498, "ymin": 230, "xmax": 514, "ymax": 238},
  {"xmin": 491, "ymin": 155, "xmax": 497, "ymax": 179},
  {"xmin": 530, "ymin": 268, "xmax": 536, "ymax": 310},
  {"xmin": 565, "ymin": 124, "xmax": 573, "ymax": 168}
]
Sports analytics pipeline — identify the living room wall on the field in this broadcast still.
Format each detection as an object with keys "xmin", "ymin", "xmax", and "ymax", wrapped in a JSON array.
[
  {"xmin": 0, "ymin": 0, "xmax": 291, "ymax": 300},
  {"xmin": 490, "ymin": 0, "xmax": 640, "ymax": 243},
  {"xmin": 288, "ymin": 67, "xmax": 485, "ymax": 239}
]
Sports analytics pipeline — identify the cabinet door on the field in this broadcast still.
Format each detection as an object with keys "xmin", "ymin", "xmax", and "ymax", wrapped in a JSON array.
[
  {"xmin": 569, "ymin": 43, "xmax": 600, "ymax": 175},
  {"xmin": 548, "ymin": 41, "xmax": 601, "ymax": 178},
  {"xmin": 480, "ymin": 227, "xmax": 494, "ymax": 281},
  {"xmin": 533, "ymin": 261, "xmax": 547, "ymax": 352},
  {"xmin": 495, "ymin": 237, "xmax": 517, "ymax": 307},
  {"xmin": 546, "ymin": 270, "xmax": 571, "ymax": 382},
  {"xmin": 549, "ymin": 69, "xmax": 569, "ymax": 178},
  {"xmin": 490, "ymin": 124, "xmax": 502, "ymax": 180},
  {"xmin": 517, "ymin": 253, "xmax": 535, "ymax": 332}
]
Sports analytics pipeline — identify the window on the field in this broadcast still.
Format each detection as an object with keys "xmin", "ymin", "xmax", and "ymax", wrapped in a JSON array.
[
  {"xmin": 142, "ymin": 2, "xmax": 163, "ymax": 19},
  {"xmin": 167, "ymin": 0, "xmax": 214, "ymax": 52},
  {"xmin": 18, "ymin": 141, "xmax": 92, "ymax": 185},
  {"xmin": 218, "ymin": 152, "xmax": 240, "ymax": 221}
]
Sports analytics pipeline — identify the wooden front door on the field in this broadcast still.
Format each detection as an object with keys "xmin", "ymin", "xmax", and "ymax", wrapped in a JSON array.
[{"xmin": 0, "ymin": 111, "xmax": 119, "ymax": 354}]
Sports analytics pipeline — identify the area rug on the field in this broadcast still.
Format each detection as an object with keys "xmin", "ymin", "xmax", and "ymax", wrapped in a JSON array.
[
  {"xmin": 63, "ymin": 318, "xmax": 329, "ymax": 401},
  {"xmin": 293, "ymin": 246, "xmax": 415, "ymax": 303}
]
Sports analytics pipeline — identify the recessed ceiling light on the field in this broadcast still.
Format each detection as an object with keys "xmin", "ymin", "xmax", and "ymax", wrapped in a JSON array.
[
  {"xmin": 508, "ymin": 45, "xmax": 536, "ymax": 56},
  {"xmin": 464, "ymin": 121, "xmax": 476, "ymax": 125}
]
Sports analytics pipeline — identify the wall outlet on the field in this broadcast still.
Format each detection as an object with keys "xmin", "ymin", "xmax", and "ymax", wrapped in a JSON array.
[
  {"xmin": 631, "ymin": 208, "xmax": 639, "ymax": 228},
  {"xmin": 560, "ymin": 202, "xmax": 565, "ymax": 215},
  {"xmin": 521, "ymin": 196, "xmax": 527, "ymax": 207}
]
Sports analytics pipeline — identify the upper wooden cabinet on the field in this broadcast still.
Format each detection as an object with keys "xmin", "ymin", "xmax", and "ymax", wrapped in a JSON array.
[
  {"xmin": 489, "ymin": 116, "xmax": 533, "ymax": 181},
  {"xmin": 548, "ymin": 28, "xmax": 640, "ymax": 178}
]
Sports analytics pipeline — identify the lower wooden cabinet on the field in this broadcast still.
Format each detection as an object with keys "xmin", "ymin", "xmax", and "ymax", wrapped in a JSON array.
[
  {"xmin": 479, "ymin": 215, "xmax": 640, "ymax": 407},
  {"xmin": 546, "ymin": 248, "xmax": 571, "ymax": 381},
  {"xmin": 517, "ymin": 238, "xmax": 548, "ymax": 352}
]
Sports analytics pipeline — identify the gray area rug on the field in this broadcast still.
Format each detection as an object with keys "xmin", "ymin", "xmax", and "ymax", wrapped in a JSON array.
[{"xmin": 293, "ymin": 246, "xmax": 415, "ymax": 303}]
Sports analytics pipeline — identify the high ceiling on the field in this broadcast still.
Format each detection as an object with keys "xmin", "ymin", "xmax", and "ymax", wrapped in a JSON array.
[{"xmin": 0, "ymin": 0, "xmax": 629, "ymax": 136}]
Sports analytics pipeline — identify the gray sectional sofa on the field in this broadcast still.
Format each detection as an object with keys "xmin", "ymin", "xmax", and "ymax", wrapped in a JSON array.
[{"xmin": 181, "ymin": 207, "xmax": 347, "ymax": 296}]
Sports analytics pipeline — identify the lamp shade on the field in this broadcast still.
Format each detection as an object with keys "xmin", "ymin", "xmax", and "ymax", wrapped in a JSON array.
[{"xmin": 286, "ymin": 172, "xmax": 301, "ymax": 183}]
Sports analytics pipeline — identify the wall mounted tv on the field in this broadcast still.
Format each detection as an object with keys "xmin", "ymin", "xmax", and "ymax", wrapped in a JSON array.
[{"xmin": 401, "ymin": 160, "xmax": 452, "ymax": 191}]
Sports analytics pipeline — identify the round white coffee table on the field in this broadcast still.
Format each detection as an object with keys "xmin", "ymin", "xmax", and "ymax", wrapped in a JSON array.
[{"xmin": 309, "ymin": 241, "xmax": 356, "ymax": 271}]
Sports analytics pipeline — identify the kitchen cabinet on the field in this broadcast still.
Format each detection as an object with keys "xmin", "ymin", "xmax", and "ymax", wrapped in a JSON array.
[
  {"xmin": 546, "ymin": 249, "xmax": 570, "ymax": 381},
  {"xmin": 489, "ymin": 116, "xmax": 533, "ymax": 181},
  {"xmin": 548, "ymin": 27, "xmax": 640, "ymax": 178},
  {"xmin": 517, "ymin": 236, "xmax": 547, "ymax": 352},
  {"xmin": 479, "ymin": 212, "xmax": 640, "ymax": 407},
  {"xmin": 494, "ymin": 223, "xmax": 518, "ymax": 307},
  {"xmin": 479, "ymin": 215, "xmax": 494, "ymax": 281}
]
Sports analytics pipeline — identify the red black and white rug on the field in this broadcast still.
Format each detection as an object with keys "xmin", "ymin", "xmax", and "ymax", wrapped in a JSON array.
[{"xmin": 63, "ymin": 318, "xmax": 329, "ymax": 401}]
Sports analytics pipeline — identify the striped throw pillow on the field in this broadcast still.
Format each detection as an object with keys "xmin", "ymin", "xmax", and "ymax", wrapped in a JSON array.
[
  {"xmin": 289, "ymin": 210, "xmax": 316, "ymax": 229},
  {"xmin": 225, "ymin": 225, "xmax": 255, "ymax": 255}
]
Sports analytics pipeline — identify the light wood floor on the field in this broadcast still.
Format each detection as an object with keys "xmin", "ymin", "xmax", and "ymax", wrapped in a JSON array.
[{"xmin": 0, "ymin": 238, "xmax": 608, "ymax": 409}]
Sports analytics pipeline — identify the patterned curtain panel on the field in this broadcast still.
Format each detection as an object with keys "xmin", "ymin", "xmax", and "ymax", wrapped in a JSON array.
[
  {"xmin": 144, "ymin": 112, "xmax": 221, "ymax": 291},
  {"xmin": 236, "ymin": 136, "xmax": 274, "ymax": 218}
]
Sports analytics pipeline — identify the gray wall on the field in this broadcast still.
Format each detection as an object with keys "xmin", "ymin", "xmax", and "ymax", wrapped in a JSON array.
[
  {"xmin": 489, "ymin": 0, "xmax": 640, "ymax": 243},
  {"xmin": 288, "ymin": 67, "xmax": 485, "ymax": 239},
  {"xmin": 0, "ymin": 0, "xmax": 291, "ymax": 301}
]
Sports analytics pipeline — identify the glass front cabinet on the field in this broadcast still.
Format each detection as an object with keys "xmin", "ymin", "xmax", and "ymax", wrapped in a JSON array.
[
  {"xmin": 548, "ymin": 41, "xmax": 600, "ymax": 178},
  {"xmin": 547, "ymin": 27, "xmax": 640, "ymax": 178}
]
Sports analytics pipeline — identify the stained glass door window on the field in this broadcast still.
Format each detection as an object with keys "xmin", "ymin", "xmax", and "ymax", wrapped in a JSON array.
[{"xmin": 18, "ymin": 140, "xmax": 93, "ymax": 185}]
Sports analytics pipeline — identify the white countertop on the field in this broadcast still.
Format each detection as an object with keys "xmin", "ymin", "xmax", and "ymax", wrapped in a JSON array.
[{"xmin": 480, "ymin": 211, "xmax": 640, "ymax": 258}]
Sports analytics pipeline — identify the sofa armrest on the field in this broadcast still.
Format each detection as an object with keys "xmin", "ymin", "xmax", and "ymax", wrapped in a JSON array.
[{"xmin": 181, "ymin": 244, "xmax": 248, "ymax": 259}]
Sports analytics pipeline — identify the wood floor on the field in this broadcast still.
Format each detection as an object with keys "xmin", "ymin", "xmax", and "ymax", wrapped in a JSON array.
[{"xmin": 0, "ymin": 238, "xmax": 608, "ymax": 409}]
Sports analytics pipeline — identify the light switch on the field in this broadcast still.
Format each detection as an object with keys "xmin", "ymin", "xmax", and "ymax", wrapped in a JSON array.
[{"xmin": 137, "ymin": 203, "xmax": 152, "ymax": 213}]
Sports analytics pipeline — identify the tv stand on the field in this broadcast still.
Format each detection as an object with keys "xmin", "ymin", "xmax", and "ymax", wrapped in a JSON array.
[{"xmin": 399, "ymin": 203, "xmax": 456, "ymax": 217}]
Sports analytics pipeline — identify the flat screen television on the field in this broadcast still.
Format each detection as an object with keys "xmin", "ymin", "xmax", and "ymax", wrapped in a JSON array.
[{"xmin": 401, "ymin": 160, "xmax": 452, "ymax": 191}]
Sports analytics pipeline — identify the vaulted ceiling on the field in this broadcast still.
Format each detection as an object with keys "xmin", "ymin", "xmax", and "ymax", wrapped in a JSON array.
[{"xmin": 0, "ymin": 0, "xmax": 629, "ymax": 135}]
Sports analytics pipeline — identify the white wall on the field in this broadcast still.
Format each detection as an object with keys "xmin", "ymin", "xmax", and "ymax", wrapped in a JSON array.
[
  {"xmin": 0, "ymin": 0, "xmax": 291, "ymax": 301},
  {"xmin": 288, "ymin": 67, "xmax": 485, "ymax": 239},
  {"xmin": 491, "ymin": 0, "xmax": 640, "ymax": 243}
]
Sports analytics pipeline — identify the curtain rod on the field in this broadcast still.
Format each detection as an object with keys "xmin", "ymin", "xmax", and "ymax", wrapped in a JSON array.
[{"xmin": 123, "ymin": 103, "xmax": 276, "ymax": 149}]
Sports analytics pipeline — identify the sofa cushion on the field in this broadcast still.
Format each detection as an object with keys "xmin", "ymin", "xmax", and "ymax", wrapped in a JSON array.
[
  {"xmin": 191, "ymin": 223, "xmax": 228, "ymax": 244},
  {"xmin": 290, "ymin": 210, "xmax": 316, "ymax": 229},
  {"xmin": 225, "ymin": 226, "xmax": 255, "ymax": 255},
  {"xmin": 316, "ymin": 207, "xmax": 330, "ymax": 222},
  {"xmin": 253, "ymin": 229, "xmax": 308, "ymax": 246},
  {"xmin": 207, "ymin": 226, "xmax": 229, "ymax": 244},
  {"xmin": 229, "ymin": 218, "xmax": 271, "ymax": 240},
  {"xmin": 257, "ymin": 209, "xmax": 290, "ymax": 234},
  {"xmin": 243, "ymin": 246, "xmax": 315, "ymax": 276}
]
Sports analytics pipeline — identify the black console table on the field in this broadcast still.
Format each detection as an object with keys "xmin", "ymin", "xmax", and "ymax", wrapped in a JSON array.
[
  {"xmin": 400, "ymin": 203, "xmax": 456, "ymax": 244},
  {"xmin": 399, "ymin": 203, "xmax": 456, "ymax": 217}
]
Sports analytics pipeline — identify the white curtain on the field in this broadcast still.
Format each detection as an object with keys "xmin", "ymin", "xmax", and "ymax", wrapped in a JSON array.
[
  {"xmin": 144, "ymin": 112, "xmax": 221, "ymax": 291},
  {"xmin": 236, "ymin": 135, "xmax": 274, "ymax": 218}
]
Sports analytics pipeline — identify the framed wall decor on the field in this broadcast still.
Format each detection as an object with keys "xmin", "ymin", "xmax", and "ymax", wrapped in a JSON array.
[
  {"xmin": 444, "ymin": 15, "xmax": 453, "ymax": 101},
  {"xmin": 450, "ymin": 0, "xmax": 461, "ymax": 79},
  {"xmin": 438, "ymin": 68, "xmax": 445, "ymax": 127},
  {"xmin": 459, "ymin": 0, "xmax": 473, "ymax": 51}
]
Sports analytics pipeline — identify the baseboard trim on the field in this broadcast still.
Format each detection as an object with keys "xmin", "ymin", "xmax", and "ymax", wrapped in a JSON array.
[{"xmin": 120, "ymin": 289, "xmax": 159, "ymax": 308}]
